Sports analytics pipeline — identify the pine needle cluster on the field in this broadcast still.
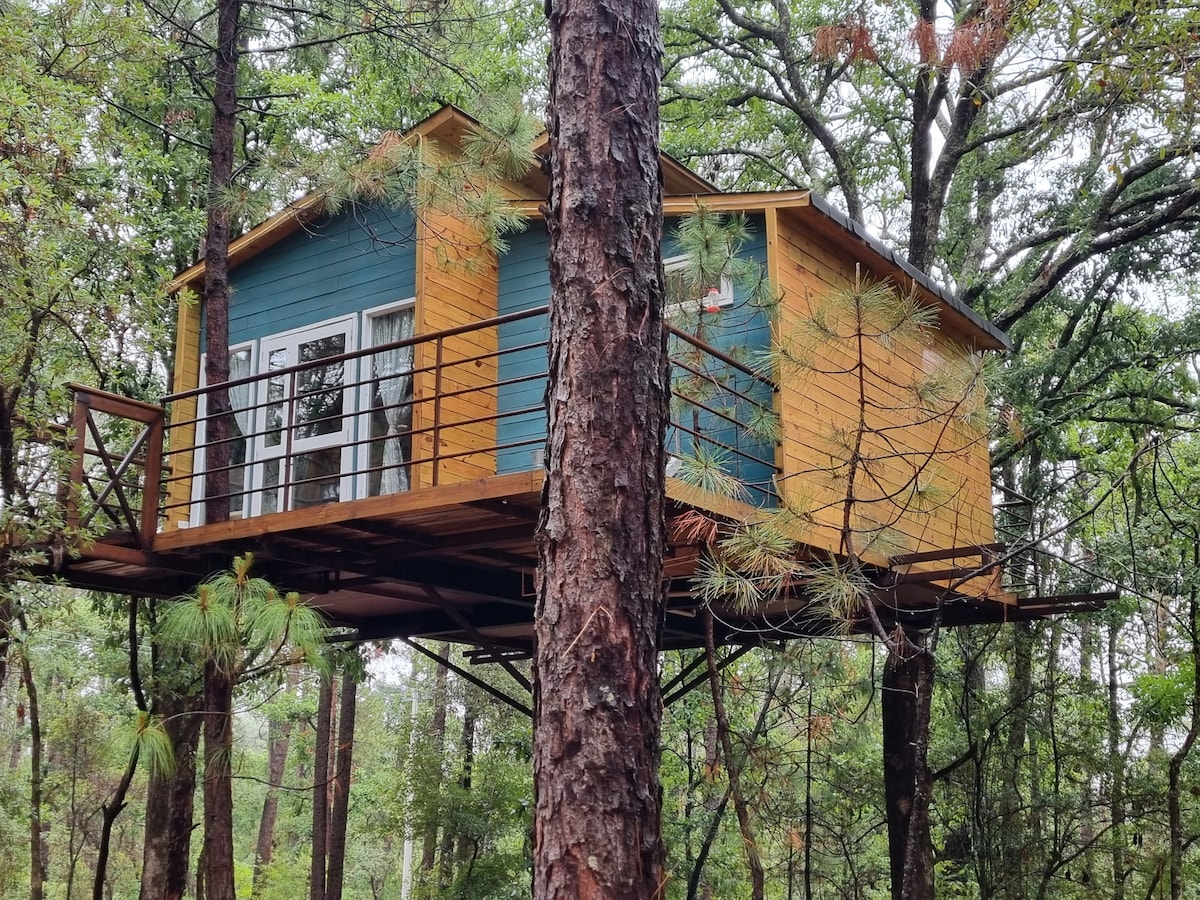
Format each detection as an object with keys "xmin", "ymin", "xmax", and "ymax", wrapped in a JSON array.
[
  {"xmin": 683, "ymin": 266, "xmax": 991, "ymax": 635},
  {"xmin": 160, "ymin": 552, "xmax": 328, "ymax": 677}
]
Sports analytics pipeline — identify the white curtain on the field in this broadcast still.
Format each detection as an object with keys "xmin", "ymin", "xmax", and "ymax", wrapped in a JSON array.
[
  {"xmin": 227, "ymin": 350, "xmax": 252, "ymax": 513},
  {"xmin": 373, "ymin": 309, "xmax": 415, "ymax": 494},
  {"xmin": 229, "ymin": 350, "xmax": 252, "ymax": 438}
]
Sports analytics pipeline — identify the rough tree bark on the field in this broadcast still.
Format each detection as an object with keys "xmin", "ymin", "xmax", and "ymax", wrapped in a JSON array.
[
  {"xmin": 534, "ymin": 1, "xmax": 669, "ymax": 897},
  {"xmin": 882, "ymin": 639, "xmax": 935, "ymax": 900},
  {"xmin": 201, "ymin": 0, "xmax": 240, "ymax": 525},
  {"xmin": 195, "ymin": 0, "xmax": 240, "ymax": 891},
  {"xmin": 139, "ymin": 689, "xmax": 201, "ymax": 900},
  {"xmin": 202, "ymin": 661, "xmax": 237, "ymax": 900}
]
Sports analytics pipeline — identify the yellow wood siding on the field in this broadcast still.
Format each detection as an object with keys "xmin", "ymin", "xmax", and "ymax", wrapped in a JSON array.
[
  {"xmin": 164, "ymin": 290, "xmax": 202, "ymax": 531},
  {"xmin": 773, "ymin": 210, "xmax": 996, "ymax": 575},
  {"xmin": 412, "ymin": 206, "xmax": 499, "ymax": 488}
]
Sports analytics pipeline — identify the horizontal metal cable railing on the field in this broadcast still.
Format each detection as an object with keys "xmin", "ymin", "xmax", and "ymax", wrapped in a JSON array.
[{"xmin": 70, "ymin": 306, "xmax": 780, "ymax": 546}]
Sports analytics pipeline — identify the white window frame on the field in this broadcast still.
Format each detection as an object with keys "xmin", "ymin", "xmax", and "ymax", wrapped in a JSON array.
[
  {"xmin": 253, "ymin": 315, "xmax": 358, "ymax": 516},
  {"xmin": 663, "ymin": 254, "xmax": 735, "ymax": 323},
  {"xmin": 357, "ymin": 298, "xmax": 418, "ymax": 499}
]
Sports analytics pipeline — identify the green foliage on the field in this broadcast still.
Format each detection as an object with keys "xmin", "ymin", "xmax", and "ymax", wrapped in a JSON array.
[
  {"xmin": 160, "ymin": 553, "xmax": 328, "ymax": 676},
  {"xmin": 0, "ymin": 0, "xmax": 188, "ymax": 575},
  {"xmin": 1132, "ymin": 664, "xmax": 1195, "ymax": 726}
]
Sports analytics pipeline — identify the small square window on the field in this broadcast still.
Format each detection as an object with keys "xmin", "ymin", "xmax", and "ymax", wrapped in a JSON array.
[{"xmin": 663, "ymin": 255, "xmax": 733, "ymax": 328}]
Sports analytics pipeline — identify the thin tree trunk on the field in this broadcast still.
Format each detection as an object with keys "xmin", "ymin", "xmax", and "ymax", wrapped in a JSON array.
[
  {"xmin": 1000, "ymin": 621, "xmax": 1033, "ymax": 900},
  {"xmin": 420, "ymin": 641, "xmax": 449, "ymax": 872},
  {"xmin": 686, "ymin": 652, "xmax": 782, "ymax": 900},
  {"xmin": 704, "ymin": 612, "xmax": 763, "ymax": 899},
  {"xmin": 8, "ymin": 724, "xmax": 21, "ymax": 771},
  {"xmin": 326, "ymin": 665, "xmax": 358, "ymax": 900},
  {"xmin": 882, "ymin": 640, "xmax": 935, "ymax": 900},
  {"xmin": 94, "ymin": 743, "xmax": 141, "ymax": 900},
  {"xmin": 535, "ymin": 1, "xmax": 668, "ymax": 896},
  {"xmin": 22, "ymin": 652, "xmax": 46, "ymax": 900},
  {"xmin": 96, "ymin": 596, "xmax": 151, "ymax": 900},
  {"xmin": 310, "ymin": 671, "xmax": 334, "ymax": 900},
  {"xmin": 253, "ymin": 669, "xmax": 299, "ymax": 895},
  {"xmin": 202, "ymin": 661, "xmax": 236, "ymax": 900},
  {"xmin": 453, "ymin": 695, "xmax": 478, "ymax": 872},
  {"xmin": 140, "ymin": 690, "xmax": 202, "ymax": 900},
  {"xmin": 437, "ymin": 809, "xmax": 454, "ymax": 889},
  {"xmin": 1108, "ymin": 619, "xmax": 1126, "ymax": 899},
  {"xmin": 1168, "ymin": 587, "xmax": 1199, "ymax": 899}
]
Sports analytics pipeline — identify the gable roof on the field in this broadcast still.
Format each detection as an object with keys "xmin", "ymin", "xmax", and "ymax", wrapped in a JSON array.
[{"xmin": 168, "ymin": 105, "xmax": 1007, "ymax": 351}]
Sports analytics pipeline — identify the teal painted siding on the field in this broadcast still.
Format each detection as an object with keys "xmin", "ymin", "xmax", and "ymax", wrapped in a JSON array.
[
  {"xmin": 665, "ymin": 220, "xmax": 777, "ymax": 505},
  {"xmin": 204, "ymin": 203, "xmax": 418, "ymax": 345},
  {"xmin": 496, "ymin": 225, "xmax": 551, "ymax": 474},
  {"xmin": 496, "ymin": 217, "xmax": 777, "ymax": 505}
]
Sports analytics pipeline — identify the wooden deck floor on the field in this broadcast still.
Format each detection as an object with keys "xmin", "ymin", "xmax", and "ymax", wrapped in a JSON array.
[{"xmin": 47, "ymin": 471, "xmax": 1108, "ymax": 652}]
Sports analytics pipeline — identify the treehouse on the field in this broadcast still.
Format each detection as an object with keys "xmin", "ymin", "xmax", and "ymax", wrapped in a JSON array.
[{"xmin": 46, "ymin": 107, "xmax": 1103, "ymax": 657}]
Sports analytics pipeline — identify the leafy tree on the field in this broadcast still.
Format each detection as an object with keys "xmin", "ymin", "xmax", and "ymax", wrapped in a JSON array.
[
  {"xmin": 680, "ymin": 267, "xmax": 987, "ymax": 898},
  {"xmin": 159, "ymin": 554, "xmax": 327, "ymax": 900},
  {"xmin": 0, "ymin": 0, "xmax": 182, "ymax": 688}
]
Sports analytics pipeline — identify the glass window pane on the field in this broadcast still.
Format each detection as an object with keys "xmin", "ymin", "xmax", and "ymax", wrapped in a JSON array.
[
  {"xmin": 292, "ymin": 448, "xmax": 342, "ymax": 508},
  {"xmin": 262, "ymin": 458, "xmax": 281, "ymax": 515},
  {"xmin": 265, "ymin": 348, "xmax": 288, "ymax": 448},
  {"xmin": 296, "ymin": 335, "xmax": 346, "ymax": 439},
  {"xmin": 229, "ymin": 348, "xmax": 252, "ymax": 516}
]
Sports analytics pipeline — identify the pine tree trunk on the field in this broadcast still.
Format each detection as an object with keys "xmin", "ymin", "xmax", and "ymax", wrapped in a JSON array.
[
  {"xmin": 201, "ymin": 660, "xmax": 237, "ymax": 900},
  {"xmin": 882, "ymin": 642, "xmax": 935, "ymax": 900},
  {"xmin": 196, "ymin": 0, "xmax": 241, "ymax": 889},
  {"xmin": 535, "ymin": 2, "xmax": 668, "ymax": 895},
  {"xmin": 309, "ymin": 672, "xmax": 335, "ymax": 900},
  {"xmin": 201, "ymin": 0, "xmax": 241, "ymax": 524},
  {"xmin": 140, "ymin": 689, "xmax": 201, "ymax": 900},
  {"xmin": 326, "ymin": 668, "xmax": 358, "ymax": 900}
]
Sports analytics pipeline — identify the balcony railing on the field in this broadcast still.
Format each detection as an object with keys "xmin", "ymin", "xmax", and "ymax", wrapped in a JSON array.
[{"xmin": 71, "ymin": 306, "xmax": 780, "ymax": 548}]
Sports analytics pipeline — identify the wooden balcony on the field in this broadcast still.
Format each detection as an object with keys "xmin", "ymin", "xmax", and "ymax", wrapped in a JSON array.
[{"xmin": 44, "ymin": 309, "xmax": 1103, "ymax": 651}]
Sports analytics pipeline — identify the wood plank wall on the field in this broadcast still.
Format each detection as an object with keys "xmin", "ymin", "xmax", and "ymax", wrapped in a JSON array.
[
  {"xmin": 769, "ymin": 208, "xmax": 996, "ymax": 570},
  {"xmin": 412, "ymin": 205, "xmax": 500, "ymax": 488},
  {"xmin": 165, "ymin": 290, "xmax": 202, "ymax": 531}
]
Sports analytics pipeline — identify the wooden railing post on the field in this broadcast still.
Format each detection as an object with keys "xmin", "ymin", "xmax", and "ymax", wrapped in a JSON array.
[
  {"xmin": 66, "ymin": 390, "xmax": 90, "ymax": 534},
  {"xmin": 140, "ymin": 412, "xmax": 165, "ymax": 550},
  {"xmin": 65, "ymin": 384, "xmax": 167, "ymax": 551}
]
